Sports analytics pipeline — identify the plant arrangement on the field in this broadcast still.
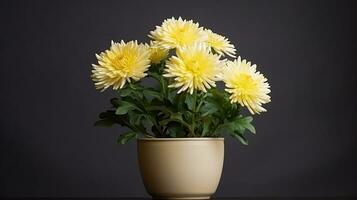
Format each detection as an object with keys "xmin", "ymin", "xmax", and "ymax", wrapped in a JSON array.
[{"xmin": 91, "ymin": 17, "xmax": 271, "ymax": 145}]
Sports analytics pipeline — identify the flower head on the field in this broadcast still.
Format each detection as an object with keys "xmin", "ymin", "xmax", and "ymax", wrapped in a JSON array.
[
  {"xmin": 222, "ymin": 57, "xmax": 271, "ymax": 114},
  {"xmin": 164, "ymin": 43, "xmax": 223, "ymax": 94},
  {"xmin": 91, "ymin": 40, "xmax": 150, "ymax": 91},
  {"xmin": 149, "ymin": 17, "xmax": 207, "ymax": 49},
  {"xmin": 205, "ymin": 29, "xmax": 236, "ymax": 58},
  {"xmin": 149, "ymin": 41, "xmax": 169, "ymax": 64}
]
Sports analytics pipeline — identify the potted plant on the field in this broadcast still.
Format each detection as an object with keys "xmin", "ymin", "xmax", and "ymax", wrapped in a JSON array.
[{"xmin": 91, "ymin": 17, "xmax": 271, "ymax": 199}]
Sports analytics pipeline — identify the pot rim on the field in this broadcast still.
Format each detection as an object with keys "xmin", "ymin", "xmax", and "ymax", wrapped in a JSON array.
[{"xmin": 137, "ymin": 137, "xmax": 224, "ymax": 141}]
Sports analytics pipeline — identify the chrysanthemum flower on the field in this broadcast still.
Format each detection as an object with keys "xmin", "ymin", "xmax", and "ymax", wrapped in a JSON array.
[
  {"xmin": 222, "ymin": 57, "xmax": 271, "ymax": 114},
  {"xmin": 205, "ymin": 29, "xmax": 236, "ymax": 58},
  {"xmin": 149, "ymin": 17, "xmax": 207, "ymax": 49},
  {"xmin": 91, "ymin": 40, "xmax": 151, "ymax": 91},
  {"xmin": 149, "ymin": 41, "xmax": 169, "ymax": 64},
  {"xmin": 164, "ymin": 43, "xmax": 223, "ymax": 94}
]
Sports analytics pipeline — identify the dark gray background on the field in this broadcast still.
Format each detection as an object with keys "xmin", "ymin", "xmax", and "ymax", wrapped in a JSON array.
[{"xmin": 0, "ymin": 0, "xmax": 356, "ymax": 198}]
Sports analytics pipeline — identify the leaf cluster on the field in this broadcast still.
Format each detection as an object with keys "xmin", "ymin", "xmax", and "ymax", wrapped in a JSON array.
[{"xmin": 95, "ymin": 62, "xmax": 256, "ymax": 145}]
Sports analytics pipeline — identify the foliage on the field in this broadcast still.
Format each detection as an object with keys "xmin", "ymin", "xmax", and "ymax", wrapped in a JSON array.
[
  {"xmin": 95, "ymin": 62, "xmax": 256, "ymax": 145},
  {"xmin": 92, "ymin": 17, "xmax": 271, "ymax": 145}
]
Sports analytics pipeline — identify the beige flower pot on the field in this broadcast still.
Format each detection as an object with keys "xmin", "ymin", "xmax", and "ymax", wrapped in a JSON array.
[{"xmin": 137, "ymin": 138, "xmax": 224, "ymax": 199}]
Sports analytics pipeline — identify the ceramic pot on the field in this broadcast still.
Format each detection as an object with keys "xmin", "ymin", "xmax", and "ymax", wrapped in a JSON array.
[{"xmin": 137, "ymin": 138, "xmax": 224, "ymax": 199}]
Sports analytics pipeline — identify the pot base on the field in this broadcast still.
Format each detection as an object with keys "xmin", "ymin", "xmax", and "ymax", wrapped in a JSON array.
[{"xmin": 153, "ymin": 196, "xmax": 210, "ymax": 200}]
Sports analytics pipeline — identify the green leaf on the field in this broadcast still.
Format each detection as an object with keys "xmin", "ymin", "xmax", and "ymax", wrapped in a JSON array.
[
  {"xmin": 147, "ymin": 71, "xmax": 168, "ymax": 98},
  {"xmin": 117, "ymin": 132, "xmax": 137, "ymax": 144},
  {"xmin": 200, "ymin": 101, "xmax": 219, "ymax": 117},
  {"xmin": 233, "ymin": 121, "xmax": 246, "ymax": 134},
  {"xmin": 213, "ymin": 115, "xmax": 255, "ymax": 138},
  {"xmin": 168, "ymin": 90, "xmax": 176, "ymax": 104},
  {"xmin": 182, "ymin": 110, "xmax": 193, "ymax": 122},
  {"xmin": 207, "ymin": 88, "xmax": 235, "ymax": 117},
  {"xmin": 147, "ymin": 105, "xmax": 172, "ymax": 113},
  {"xmin": 159, "ymin": 112, "xmax": 184, "ymax": 126},
  {"xmin": 110, "ymin": 98, "xmax": 120, "ymax": 107},
  {"xmin": 115, "ymin": 101, "xmax": 142, "ymax": 115},
  {"xmin": 185, "ymin": 94, "xmax": 195, "ymax": 111},
  {"xmin": 232, "ymin": 133, "xmax": 248, "ymax": 145},
  {"xmin": 220, "ymin": 115, "xmax": 255, "ymax": 135},
  {"xmin": 201, "ymin": 118, "xmax": 211, "ymax": 137},
  {"xmin": 245, "ymin": 123, "xmax": 256, "ymax": 134},
  {"xmin": 159, "ymin": 112, "xmax": 190, "ymax": 131},
  {"xmin": 166, "ymin": 125, "xmax": 185, "ymax": 138},
  {"xmin": 175, "ymin": 93, "xmax": 186, "ymax": 111},
  {"xmin": 129, "ymin": 82, "xmax": 144, "ymax": 90},
  {"xmin": 128, "ymin": 112, "xmax": 144, "ymax": 125},
  {"xmin": 240, "ymin": 116, "xmax": 253, "ymax": 123},
  {"xmin": 124, "ymin": 82, "xmax": 144, "ymax": 99},
  {"xmin": 143, "ymin": 89, "xmax": 164, "ymax": 101},
  {"xmin": 147, "ymin": 71, "xmax": 161, "ymax": 81},
  {"xmin": 96, "ymin": 110, "xmax": 127, "ymax": 127},
  {"xmin": 141, "ymin": 116, "xmax": 154, "ymax": 130},
  {"xmin": 237, "ymin": 116, "xmax": 255, "ymax": 134},
  {"xmin": 118, "ymin": 88, "xmax": 132, "ymax": 97}
]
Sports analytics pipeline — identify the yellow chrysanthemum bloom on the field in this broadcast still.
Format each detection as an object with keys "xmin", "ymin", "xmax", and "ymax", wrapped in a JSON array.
[
  {"xmin": 149, "ymin": 41, "xmax": 169, "ymax": 64},
  {"xmin": 91, "ymin": 40, "xmax": 151, "ymax": 91},
  {"xmin": 222, "ymin": 57, "xmax": 271, "ymax": 114},
  {"xmin": 149, "ymin": 17, "xmax": 207, "ymax": 49},
  {"xmin": 205, "ymin": 29, "xmax": 236, "ymax": 58},
  {"xmin": 164, "ymin": 43, "xmax": 223, "ymax": 94}
]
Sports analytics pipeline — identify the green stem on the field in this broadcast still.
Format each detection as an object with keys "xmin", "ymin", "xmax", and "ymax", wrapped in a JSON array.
[
  {"xmin": 129, "ymin": 82, "xmax": 163, "ymax": 136},
  {"xmin": 196, "ymin": 92, "xmax": 206, "ymax": 113},
  {"xmin": 189, "ymin": 90, "xmax": 198, "ymax": 137},
  {"xmin": 121, "ymin": 119, "xmax": 153, "ymax": 138}
]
